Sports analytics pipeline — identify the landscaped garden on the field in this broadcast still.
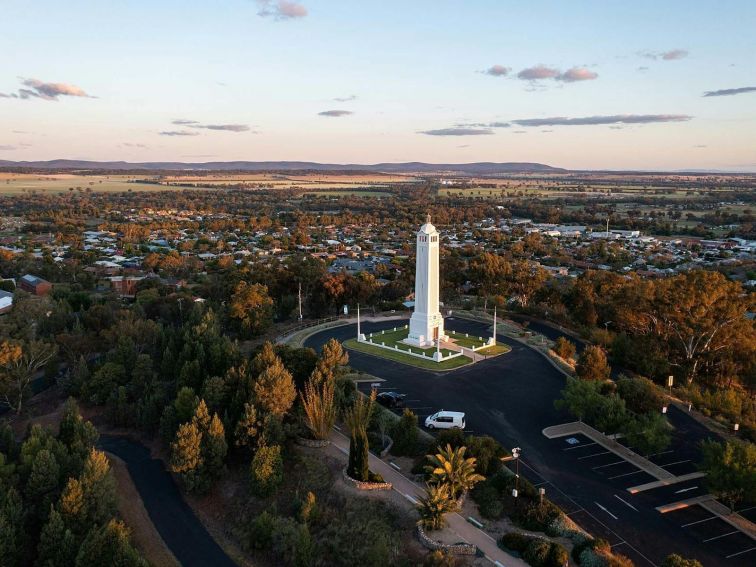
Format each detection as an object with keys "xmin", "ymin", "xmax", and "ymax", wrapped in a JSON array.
[{"xmin": 344, "ymin": 338, "xmax": 472, "ymax": 370}]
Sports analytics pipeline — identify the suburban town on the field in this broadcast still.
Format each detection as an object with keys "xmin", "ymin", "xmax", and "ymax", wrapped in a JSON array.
[{"xmin": 1, "ymin": 2, "xmax": 755, "ymax": 567}]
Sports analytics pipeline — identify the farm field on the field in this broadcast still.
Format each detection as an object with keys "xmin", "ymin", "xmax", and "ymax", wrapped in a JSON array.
[
  {"xmin": 159, "ymin": 172, "xmax": 419, "ymax": 190},
  {"xmin": 0, "ymin": 173, "xmax": 173, "ymax": 195}
]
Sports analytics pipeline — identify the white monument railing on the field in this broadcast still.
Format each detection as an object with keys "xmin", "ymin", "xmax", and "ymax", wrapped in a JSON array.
[{"xmin": 358, "ymin": 336, "xmax": 464, "ymax": 363}]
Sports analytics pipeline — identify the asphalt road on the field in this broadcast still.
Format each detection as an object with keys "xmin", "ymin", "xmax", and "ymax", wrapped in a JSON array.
[
  {"xmin": 98, "ymin": 435, "xmax": 237, "ymax": 567},
  {"xmin": 306, "ymin": 317, "xmax": 738, "ymax": 567}
]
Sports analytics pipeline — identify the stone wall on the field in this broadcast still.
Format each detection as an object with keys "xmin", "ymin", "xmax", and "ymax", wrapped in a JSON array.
[
  {"xmin": 295, "ymin": 436, "xmax": 330, "ymax": 448},
  {"xmin": 341, "ymin": 467, "xmax": 393, "ymax": 491},
  {"xmin": 416, "ymin": 525, "xmax": 478, "ymax": 555}
]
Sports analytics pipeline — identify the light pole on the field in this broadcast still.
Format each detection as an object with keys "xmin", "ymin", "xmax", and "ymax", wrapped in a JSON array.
[
  {"xmin": 604, "ymin": 320, "xmax": 612, "ymax": 332},
  {"xmin": 511, "ymin": 447, "xmax": 521, "ymax": 497}
]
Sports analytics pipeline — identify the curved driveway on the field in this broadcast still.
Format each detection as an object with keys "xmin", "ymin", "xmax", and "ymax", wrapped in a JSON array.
[
  {"xmin": 306, "ymin": 317, "xmax": 725, "ymax": 567},
  {"xmin": 99, "ymin": 435, "xmax": 237, "ymax": 567}
]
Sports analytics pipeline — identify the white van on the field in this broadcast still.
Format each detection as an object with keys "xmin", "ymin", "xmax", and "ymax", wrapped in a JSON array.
[{"xmin": 425, "ymin": 411, "xmax": 465, "ymax": 430}]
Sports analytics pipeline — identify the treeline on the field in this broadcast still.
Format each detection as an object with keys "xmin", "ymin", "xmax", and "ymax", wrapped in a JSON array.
[{"xmin": 0, "ymin": 401, "xmax": 146, "ymax": 566}]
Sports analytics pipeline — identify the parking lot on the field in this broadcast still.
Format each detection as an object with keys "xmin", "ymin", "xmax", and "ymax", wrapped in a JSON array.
[{"xmin": 656, "ymin": 504, "xmax": 756, "ymax": 562}]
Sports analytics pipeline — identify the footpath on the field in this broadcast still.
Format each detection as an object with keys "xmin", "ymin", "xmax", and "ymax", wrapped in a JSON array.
[{"xmin": 329, "ymin": 429, "xmax": 528, "ymax": 567}]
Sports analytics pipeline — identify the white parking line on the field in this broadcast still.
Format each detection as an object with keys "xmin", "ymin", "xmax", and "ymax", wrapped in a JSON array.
[
  {"xmin": 681, "ymin": 516, "xmax": 717, "ymax": 528},
  {"xmin": 611, "ymin": 541, "xmax": 627, "ymax": 548},
  {"xmin": 726, "ymin": 546, "xmax": 756, "ymax": 559},
  {"xmin": 647, "ymin": 450, "xmax": 674, "ymax": 458},
  {"xmin": 674, "ymin": 486, "xmax": 698, "ymax": 494},
  {"xmin": 578, "ymin": 451, "xmax": 611, "ymax": 460},
  {"xmin": 736, "ymin": 506, "xmax": 756, "ymax": 514},
  {"xmin": 592, "ymin": 460, "xmax": 627, "ymax": 470},
  {"xmin": 614, "ymin": 495, "xmax": 638, "ymax": 512},
  {"xmin": 659, "ymin": 459, "xmax": 691, "ymax": 468},
  {"xmin": 564, "ymin": 442, "xmax": 597, "ymax": 451},
  {"xmin": 607, "ymin": 470, "xmax": 646, "ymax": 480},
  {"xmin": 595, "ymin": 502, "xmax": 618, "ymax": 520},
  {"xmin": 702, "ymin": 530, "xmax": 738, "ymax": 543}
]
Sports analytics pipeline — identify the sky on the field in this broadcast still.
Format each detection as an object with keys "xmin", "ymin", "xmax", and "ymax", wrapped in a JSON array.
[{"xmin": 1, "ymin": 0, "xmax": 755, "ymax": 171}]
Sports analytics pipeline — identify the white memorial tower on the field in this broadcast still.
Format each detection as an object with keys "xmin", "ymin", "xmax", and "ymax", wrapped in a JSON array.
[{"xmin": 407, "ymin": 214, "xmax": 446, "ymax": 346}]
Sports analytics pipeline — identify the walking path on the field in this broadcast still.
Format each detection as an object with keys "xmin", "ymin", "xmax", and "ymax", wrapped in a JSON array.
[
  {"xmin": 329, "ymin": 429, "xmax": 528, "ymax": 567},
  {"xmin": 543, "ymin": 421, "xmax": 674, "ymax": 480}
]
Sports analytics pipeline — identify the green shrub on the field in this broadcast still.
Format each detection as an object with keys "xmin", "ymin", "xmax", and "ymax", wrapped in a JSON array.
[
  {"xmin": 423, "ymin": 550, "xmax": 457, "ymax": 567},
  {"xmin": 499, "ymin": 532, "xmax": 532, "ymax": 553},
  {"xmin": 471, "ymin": 482, "xmax": 503, "ymax": 519},
  {"xmin": 572, "ymin": 537, "xmax": 610, "ymax": 563},
  {"xmin": 465, "ymin": 434, "xmax": 506, "ymax": 475},
  {"xmin": 390, "ymin": 409, "xmax": 419, "ymax": 456},
  {"xmin": 616, "ymin": 376, "xmax": 664, "ymax": 414},
  {"xmin": 368, "ymin": 471, "xmax": 385, "ymax": 483},
  {"xmin": 523, "ymin": 539, "xmax": 551, "ymax": 567},
  {"xmin": 546, "ymin": 542, "xmax": 569, "ymax": 567},
  {"xmin": 519, "ymin": 502, "xmax": 562, "ymax": 532},
  {"xmin": 250, "ymin": 444, "xmax": 283, "ymax": 496},
  {"xmin": 432, "ymin": 428, "xmax": 466, "ymax": 451},
  {"xmin": 245, "ymin": 510, "xmax": 278, "ymax": 550},
  {"xmin": 662, "ymin": 554, "xmax": 703, "ymax": 567}
]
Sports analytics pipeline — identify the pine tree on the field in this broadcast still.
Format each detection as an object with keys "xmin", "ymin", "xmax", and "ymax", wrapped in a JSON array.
[
  {"xmin": 36, "ymin": 506, "xmax": 76, "ymax": 567},
  {"xmin": 25, "ymin": 449, "xmax": 60, "ymax": 513},
  {"xmin": 203, "ymin": 413, "xmax": 228, "ymax": 480},
  {"xmin": 251, "ymin": 342, "xmax": 279, "ymax": 377},
  {"xmin": 234, "ymin": 402, "xmax": 260, "ymax": 449},
  {"xmin": 250, "ymin": 444, "xmax": 283, "ymax": 496},
  {"xmin": 191, "ymin": 399, "xmax": 211, "ymax": 432},
  {"xmin": 170, "ymin": 422, "xmax": 204, "ymax": 492},
  {"xmin": 59, "ymin": 477, "xmax": 85, "ymax": 530},
  {"xmin": 74, "ymin": 519, "xmax": 147, "ymax": 567},
  {"xmin": 254, "ymin": 359, "xmax": 296, "ymax": 419},
  {"xmin": 79, "ymin": 449, "xmax": 116, "ymax": 526}
]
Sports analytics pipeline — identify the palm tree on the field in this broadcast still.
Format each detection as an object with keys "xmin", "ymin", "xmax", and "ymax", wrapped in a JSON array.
[
  {"xmin": 417, "ymin": 483, "xmax": 459, "ymax": 531},
  {"xmin": 300, "ymin": 370, "xmax": 336, "ymax": 440},
  {"xmin": 425, "ymin": 444, "xmax": 485, "ymax": 499}
]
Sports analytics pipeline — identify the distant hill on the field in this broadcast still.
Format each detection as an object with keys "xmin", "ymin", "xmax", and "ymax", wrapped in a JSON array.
[{"xmin": 0, "ymin": 159, "xmax": 564, "ymax": 175}]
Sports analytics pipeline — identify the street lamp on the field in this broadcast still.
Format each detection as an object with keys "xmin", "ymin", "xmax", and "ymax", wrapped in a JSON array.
[
  {"xmin": 511, "ymin": 447, "xmax": 521, "ymax": 498},
  {"xmin": 604, "ymin": 321, "xmax": 612, "ymax": 332}
]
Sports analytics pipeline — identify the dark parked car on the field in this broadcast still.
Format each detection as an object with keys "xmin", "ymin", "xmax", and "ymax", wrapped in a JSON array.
[{"xmin": 376, "ymin": 391, "xmax": 406, "ymax": 408}]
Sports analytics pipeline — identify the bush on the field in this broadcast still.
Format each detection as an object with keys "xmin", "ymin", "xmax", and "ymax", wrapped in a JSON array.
[
  {"xmin": 465, "ymin": 434, "xmax": 506, "ymax": 476},
  {"xmin": 499, "ymin": 532, "xmax": 531, "ymax": 553},
  {"xmin": 471, "ymin": 481, "xmax": 503, "ymax": 519},
  {"xmin": 616, "ymin": 376, "xmax": 663, "ymax": 414},
  {"xmin": 390, "ymin": 409, "xmax": 419, "ymax": 456},
  {"xmin": 572, "ymin": 537, "xmax": 610, "ymax": 563},
  {"xmin": 368, "ymin": 471, "xmax": 385, "ymax": 483},
  {"xmin": 662, "ymin": 554, "xmax": 703, "ymax": 567},
  {"xmin": 519, "ymin": 501, "xmax": 561, "ymax": 532},
  {"xmin": 250, "ymin": 444, "xmax": 283, "ymax": 497},
  {"xmin": 244, "ymin": 510, "xmax": 278, "ymax": 550},
  {"xmin": 432, "ymin": 428, "xmax": 466, "ymax": 451},
  {"xmin": 553, "ymin": 337, "xmax": 576, "ymax": 361},
  {"xmin": 546, "ymin": 543, "xmax": 569, "ymax": 567},
  {"xmin": 423, "ymin": 550, "xmax": 457, "ymax": 567},
  {"xmin": 523, "ymin": 539, "xmax": 551, "ymax": 567}
]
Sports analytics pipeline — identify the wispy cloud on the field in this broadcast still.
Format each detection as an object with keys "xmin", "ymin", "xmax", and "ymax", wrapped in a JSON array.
[
  {"xmin": 512, "ymin": 114, "xmax": 691, "ymax": 127},
  {"xmin": 419, "ymin": 128, "xmax": 494, "ymax": 136},
  {"xmin": 257, "ymin": 0, "xmax": 307, "ymax": 20},
  {"xmin": 121, "ymin": 143, "xmax": 149, "ymax": 148},
  {"xmin": 693, "ymin": 145, "xmax": 707, "ymax": 148},
  {"xmin": 484, "ymin": 65, "xmax": 511, "ymax": 77},
  {"xmin": 170, "ymin": 120, "xmax": 251, "ymax": 132},
  {"xmin": 703, "ymin": 86, "xmax": 756, "ymax": 97},
  {"xmin": 159, "ymin": 131, "xmax": 201, "ymax": 137},
  {"xmin": 194, "ymin": 124, "xmax": 250, "ymax": 132},
  {"xmin": 557, "ymin": 67, "xmax": 598, "ymax": 82},
  {"xmin": 318, "ymin": 110, "xmax": 353, "ymax": 117},
  {"xmin": 333, "ymin": 95, "xmax": 357, "ymax": 102},
  {"xmin": 0, "ymin": 78, "xmax": 93, "ymax": 100},
  {"xmin": 641, "ymin": 49, "xmax": 689, "ymax": 60},
  {"xmin": 516, "ymin": 65, "xmax": 598, "ymax": 83},
  {"xmin": 517, "ymin": 65, "xmax": 561, "ymax": 80},
  {"xmin": 0, "ymin": 145, "xmax": 17, "ymax": 151},
  {"xmin": 458, "ymin": 121, "xmax": 510, "ymax": 128}
]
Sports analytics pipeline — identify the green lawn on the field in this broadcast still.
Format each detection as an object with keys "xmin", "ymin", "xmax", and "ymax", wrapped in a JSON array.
[
  {"xmin": 446, "ymin": 330, "xmax": 488, "ymax": 348},
  {"xmin": 344, "ymin": 339, "xmax": 471, "ymax": 371},
  {"xmin": 364, "ymin": 327, "xmax": 456, "ymax": 356},
  {"xmin": 477, "ymin": 343, "xmax": 511, "ymax": 356}
]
